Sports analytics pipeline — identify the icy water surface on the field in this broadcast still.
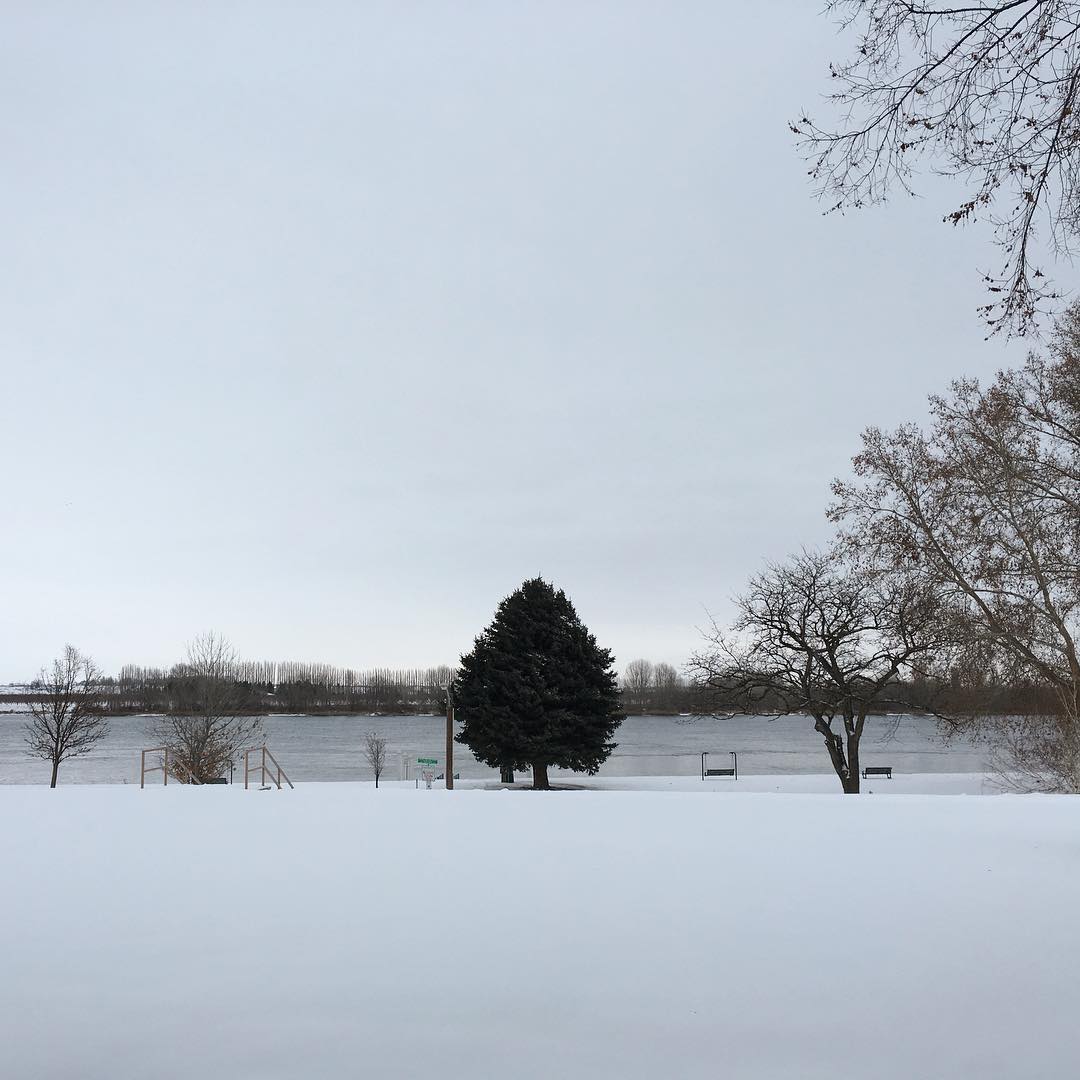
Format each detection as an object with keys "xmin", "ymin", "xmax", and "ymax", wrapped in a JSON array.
[{"xmin": 0, "ymin": 711, "xmax": 985, "ymax": 784}]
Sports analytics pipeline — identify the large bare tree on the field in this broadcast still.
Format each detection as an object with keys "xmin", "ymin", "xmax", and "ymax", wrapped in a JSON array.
[
  {"xmin": 155, "ymin": 633, "xmax": 261, "ymax": 784},
  {"xmin": 25, "ymin": 646, "xmax": 108, "ymax": 787},
  {"xmin": 691, "ymin": 549, "xmax": 953, "ymax": 793},
  {"xmin": 831, "ymin": 308, "xmax": 1080, "ymax": 787},
  {"xmin": 794, "ymin": 1, "xmax": 1080, "ymax": 335}
]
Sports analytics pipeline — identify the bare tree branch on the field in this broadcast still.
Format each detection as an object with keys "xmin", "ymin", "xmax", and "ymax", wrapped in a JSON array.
[
  {"xmin": 831, "ymin": 303, "xmax": 1080, "ymax": 787},
  {"xmin": 794, "ymin": 1, "xmax": 1080, "ymax": 335},
  {"xmin": 690, "ymin": 548, "xmax": 956, "ymax": 793},
  {"xmin": 153, "ymin": 632, "xmax": 262, "ymax": 784}
]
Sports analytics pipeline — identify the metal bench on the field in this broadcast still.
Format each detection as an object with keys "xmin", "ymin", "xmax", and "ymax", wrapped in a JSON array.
[
  {"xmin": 701, "ymin": 752, "xmax": 738, "ymax": 781},
  {"xmin": 862, "ymin": 766, "xmax": 892, "ymax": 779}
]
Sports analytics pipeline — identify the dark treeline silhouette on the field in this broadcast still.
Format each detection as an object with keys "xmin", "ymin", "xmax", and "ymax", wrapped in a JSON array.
[
  {"xmin": 104, "ymin": 661, "xmax": 457, "ymax": 715},
  {"xmin": 619, "ymin": 660, "xmax": 696, "ymax": 714},
  {"xmin": 6, "ymin": 655, "xmax": 1052, "ymax": 721},
  {"xmin": 111, "ymin": 658, "xmax": 704, "ymax": 716},
  {"xmin": 696, "ymin": 674, "xmax": 1061, "ymax": 721},
  {"xmin": 619, "ymin": 658, "xmax": 1041, "ymax": 717}
]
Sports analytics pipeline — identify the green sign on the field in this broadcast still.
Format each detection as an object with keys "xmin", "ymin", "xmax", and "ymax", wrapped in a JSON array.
[{"xmin": 417, "ymin": 757, "xmax": 438, "ymax": 766}]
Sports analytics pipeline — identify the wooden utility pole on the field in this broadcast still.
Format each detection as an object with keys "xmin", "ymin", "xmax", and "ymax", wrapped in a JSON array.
[{"xmin": 445, "ymin": 683, "xmax": 454, "ymax": 790}]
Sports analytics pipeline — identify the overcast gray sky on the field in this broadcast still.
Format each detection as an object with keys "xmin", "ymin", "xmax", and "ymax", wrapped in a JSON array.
[{"xmin": 1, "ymin": 1, "xmax": 1031, "ymax": 680}]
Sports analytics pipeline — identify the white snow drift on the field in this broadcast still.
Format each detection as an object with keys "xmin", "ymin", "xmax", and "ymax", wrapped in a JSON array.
[{"xmin": 1, "ymin": 783, "xmax": 1076, "ymax": 1079}]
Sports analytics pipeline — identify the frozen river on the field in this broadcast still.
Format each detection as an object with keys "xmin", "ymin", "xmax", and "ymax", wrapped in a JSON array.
[{"xmin": 0, "ymin": 711, "xmax": 986, "ymax": 784}]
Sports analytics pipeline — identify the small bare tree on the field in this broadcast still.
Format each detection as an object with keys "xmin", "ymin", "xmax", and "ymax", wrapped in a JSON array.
[
  {"xmin": 691, "ymin": 550, "xmax": 954, "ymax": 793},
  {"xmin": 155, "ymin": 632, "xmax": 261, "ymax": 783},
  {"xmin": 363, "ymin": 731, "xmax": 389, "ymax": 787},
  {"xmin": 26, "ymin": 646, "xmax": 108, "ymax": 787}
]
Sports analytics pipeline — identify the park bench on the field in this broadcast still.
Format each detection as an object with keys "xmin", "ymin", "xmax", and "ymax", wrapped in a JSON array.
[
  {"xmin": 862, "ymin": 766, "xmax": 892, "ymax": 779},
  {"xmin": 701, "ymin": 752, "xmax": 738, "ymax": 781}
]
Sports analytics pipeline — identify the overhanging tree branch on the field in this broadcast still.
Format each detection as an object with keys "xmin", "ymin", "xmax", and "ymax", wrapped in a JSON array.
[{"xmin": 794, "ymin": 1, "xmax": 1080, "ymax": 335}]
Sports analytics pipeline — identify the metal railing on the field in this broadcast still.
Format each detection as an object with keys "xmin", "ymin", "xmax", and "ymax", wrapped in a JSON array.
[{"xmin": 244, "ymin": 746, "xmax": 294, "ymax": 790}]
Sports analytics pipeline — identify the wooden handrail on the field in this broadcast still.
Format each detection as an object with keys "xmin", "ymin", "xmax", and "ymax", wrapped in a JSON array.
[
  {"xmin": 141, "ymin": 746, "xmax": 167, "ymax": 788},
  {"xmin": 263, "ymin": 746, "xmax": 294, "ymax": 789},
  {"xmin": 140, "ymin": 746, "xmax": 200, "ymax": 787},
  {"xmin": 243, "ymin": 745, "xmax": 293, "ymax": 790}
]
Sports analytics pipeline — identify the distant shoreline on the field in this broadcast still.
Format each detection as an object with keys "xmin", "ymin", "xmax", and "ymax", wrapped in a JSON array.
[
  {"xmin": 0, "ymin": 700, "xmax": 938, "ymax": 720},
  {"xmin": 0, "ymin": 703, "xmax": 694, "ymax": 719}
]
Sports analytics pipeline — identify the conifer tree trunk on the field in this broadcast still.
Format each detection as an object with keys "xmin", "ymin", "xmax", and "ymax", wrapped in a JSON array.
[
  {"xmin": 500, "ymin": 764, "xmax": 514, "ymax": 784},
  {"xmin": 532, "ymin": 762, "xmax": 549, "ymax": 790}
]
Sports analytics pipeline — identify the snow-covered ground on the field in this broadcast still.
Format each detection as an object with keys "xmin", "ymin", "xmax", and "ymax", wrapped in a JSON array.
[
  {"xmin": 450, "ymin": 771, "xmax": 997, "ymax": 795},
  {"xmin": 2, "ymin": 782, "xmax": 1076, "ymax": 1079}
]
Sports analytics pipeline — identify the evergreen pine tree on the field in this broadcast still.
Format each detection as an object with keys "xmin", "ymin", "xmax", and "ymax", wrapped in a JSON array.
[{"xmin": 454, "ymin": 577, "xmax": 624, "ymax": 789}]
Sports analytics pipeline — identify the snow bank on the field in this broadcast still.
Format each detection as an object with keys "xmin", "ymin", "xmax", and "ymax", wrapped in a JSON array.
[{"xmin": 1, "ymin": 784, "xmax": 1076, "ymax": 1079}]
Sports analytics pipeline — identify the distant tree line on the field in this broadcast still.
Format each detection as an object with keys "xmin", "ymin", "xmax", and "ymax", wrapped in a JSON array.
[
  {"xmin": 101, "ymin": 661, "xmax": 457, "ymax": 715},
  {"xmin": 623, "ymin": 658, "xmax": 1056, "ymax": 722},
  {"xmin": 10, "ymin": 650, "xmax": 1058, "ymax": 726},
  {"xmin": 619, "ymin": 660, "xmax": 690, "ymax": 714},
  {"xmin": 14, "ymin": 655, "xmax": 717, "ymax": 716}
]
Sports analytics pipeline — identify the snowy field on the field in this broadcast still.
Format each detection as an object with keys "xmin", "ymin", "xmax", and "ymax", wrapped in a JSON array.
[
  {"xmin": 2, "ymin": 782, "xmax": 1076, "ymax": 1079},
  {"xmin": 443, "ymin": 771, "xmax": 996, "ymax": 795}
]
